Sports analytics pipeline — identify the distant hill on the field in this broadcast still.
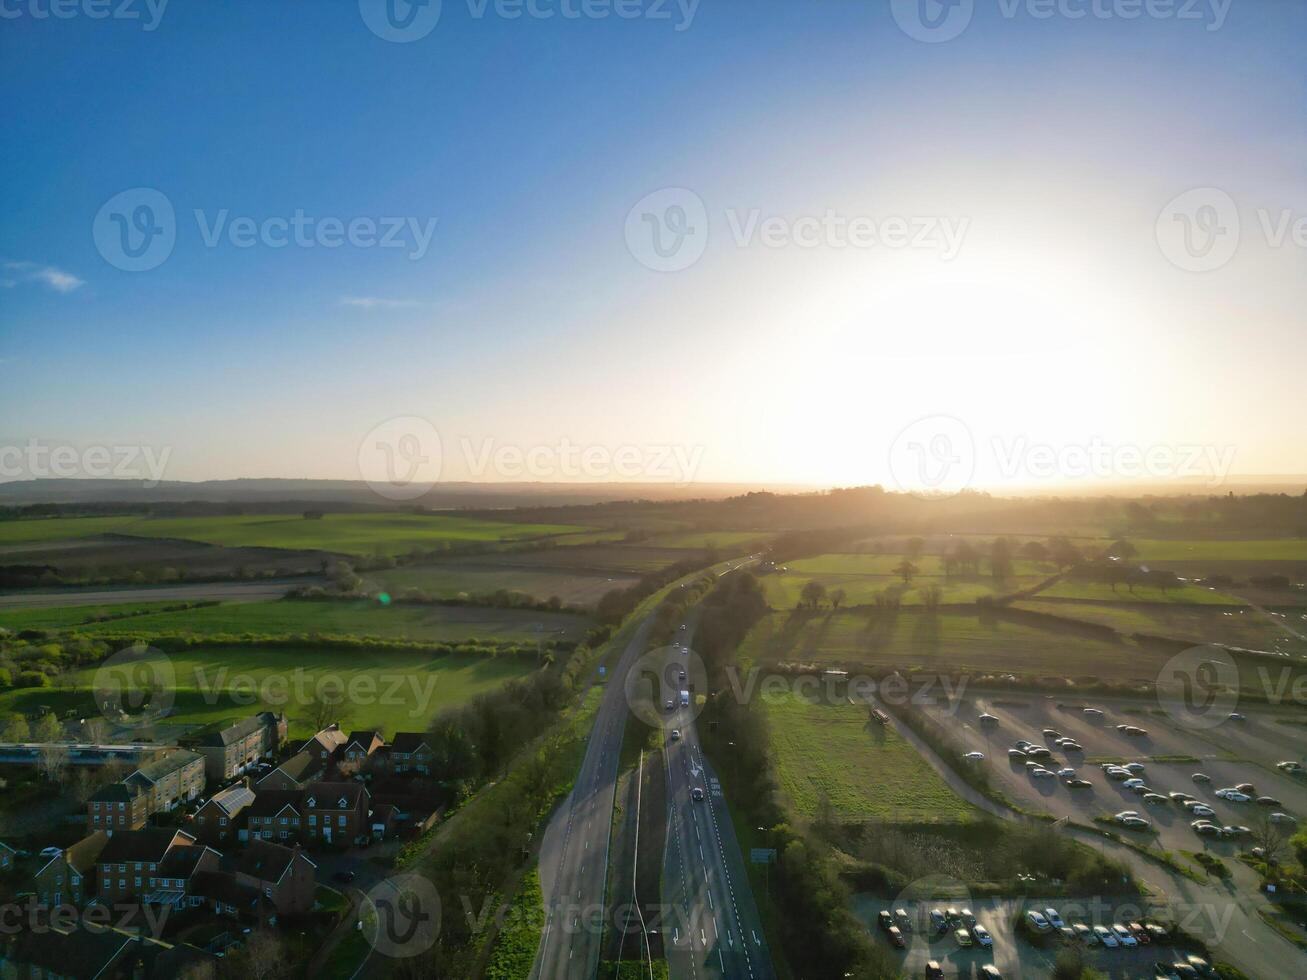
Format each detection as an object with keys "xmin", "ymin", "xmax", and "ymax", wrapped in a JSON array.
[{"xmin": 0, "ymin": 478, "xmax": 807, "ymax": 509}]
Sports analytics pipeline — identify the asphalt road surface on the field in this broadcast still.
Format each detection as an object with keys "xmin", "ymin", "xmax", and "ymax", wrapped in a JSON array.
[
  {"xmin": 662, "ymin": 697, "xmax": 776, "ymax": 980},
  {"xmin": 532, "ymin": 610, "xmax": 658, "ymax": 980}
]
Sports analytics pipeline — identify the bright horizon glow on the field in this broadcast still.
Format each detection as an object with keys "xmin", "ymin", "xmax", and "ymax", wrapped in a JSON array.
[{"xmin": 2, "ymin": 3, "xmax": 1304, "ymax": 492}]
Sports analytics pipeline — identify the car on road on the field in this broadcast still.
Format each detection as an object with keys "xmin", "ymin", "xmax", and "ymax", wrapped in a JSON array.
[
  {"xmin": 1228, "ymin": 712, "xmax": 1245, "ymax": 721},
  {"xmin": 1044, "ymin": 908, "xmax": 1065, "ymax": 929},
  {"xmin": 888, "ymin": 926, "xmax": 905, "ymax": 948},
  {"xmin": 972, "ymin": 924, "xmax": 993, "ymax": 947},
  {"xmin": 1025, "ymin": 910, "xmax": 1052, "ymax": 932},
  {"xmin": 690, "ymin": 787, "xmax": 705, "ymax": 802},
  {"xmin": 670, "ymin": 729, "xmax": 680, "ymax": 741},
  {"xmin": 1094, "ymin": 925, "xmax": 1118, "ymax": 947},
  {"xmin": 664, "ymin": 700, "xmax": 674, "ymax": 711},
  {"xmin": 964, "ymin": 751, "xmax": 986, "ymax": 761},
  {"xmin": 955, "ymin": 927, "xmax": 973, "ymax": 947}
]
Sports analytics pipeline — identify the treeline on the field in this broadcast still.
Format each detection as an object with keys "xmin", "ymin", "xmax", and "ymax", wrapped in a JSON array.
[
  {"xmin": 290, "ymin": 585, "xmax": 586, "ymax": 616},
  {"xmin": 595, "ymin": 555, "xmax": 721, "ymax": 625},
  {"xmin": 694, "ymin": 572, "xmax": 899, "ymax": 979}
]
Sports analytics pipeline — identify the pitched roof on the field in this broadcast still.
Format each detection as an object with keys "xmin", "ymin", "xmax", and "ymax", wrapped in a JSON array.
[
  {"xmin": 229, "ymin": 839, "xmax": 303, "ymax": 883},
  {"xmin": 5, "ymin": 926, "xmax": 137, "ymax": 979},
  {"xmin": 195, "ymin": 713, "xmax": 278, "ymax": 747},
  {"xmin": 301, "ymin": 726, "xmax": 348, "ymax": 754},
  {"xmin": 129, "ymin": 748, "xmax": 203, "ymax": 784},
  {"xmin": 89, "ymin": 780, "xmax": 147, "ymax": 803},
  {"xmin": 203, "ymin": 783, "xmax": 256, "ymax": 817},
  {"xmin": 257, "ymin": 750, "xmax": 321, "ymax": 787},
  {"xmin": 302, "ymin": 781, "xmax": 368, "ymax": 807},
  {"xmin": 189, "ymin": 870, "xmax": 266, "ymax": 908},
  {"xmin": 345, "ymin": 730, "xmax": 383, "ymax": 750},
  {"xmin": 248, "ymin": 789, "xmax": 302, "ymax": 818},
  {"xmin": 0, "ymin": 840, "xmax": 17, "ymax": 854},
  {"xmin": 63, "ymin": 831, "xmax": 108, "ymax": 875},
  {"xmin": 389, "ymin": 732, "xmax": 432, "ymax": 753},
  {"xmin": 98, "ymin": 828, "xmax": 192, "ymax": 865},
  {"xmin": 156, "ymin": 843, "xmax": 216, "ymax": 879}
]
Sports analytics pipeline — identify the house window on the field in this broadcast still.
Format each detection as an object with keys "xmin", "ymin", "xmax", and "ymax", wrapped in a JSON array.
[{"xmin": 338, "ymin": 816, "xmax": 346, "ymax": 827}]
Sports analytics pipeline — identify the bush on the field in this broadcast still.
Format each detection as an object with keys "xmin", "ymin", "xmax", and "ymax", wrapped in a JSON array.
[{"xmin": 15, "ymin": 671, "xmax": 49, "ymax": 688}]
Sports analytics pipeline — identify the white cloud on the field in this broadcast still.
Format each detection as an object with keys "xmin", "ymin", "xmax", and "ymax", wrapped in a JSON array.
[
  {"xmin": 3, "ymin": 261, "xmax": 85, "ymax": 293},
  {"xmin": 340, "ymin": 296, "xmax": 423, "ymax": 310}
]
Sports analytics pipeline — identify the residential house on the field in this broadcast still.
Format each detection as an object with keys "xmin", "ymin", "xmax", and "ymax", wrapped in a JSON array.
[
  {"xmin": 339, "ymin": 730, "xmax": 384, "ymax": 774},
  {"xmin": 299, "ymin": 724, "xmax": 347, "ymax": 771},
  {"xmin": 187, "ymin": 870, "xmax": 272, "ymax": 925},
  {"xmin": 31, "ymin": 832, "xmax": 106, "ymax": 909},
  {"xmin": 192, "ymin": 712, "xmax": 286, "ymax": 781},
  {"xmin": 124, "ymin": 749, "xmax": 205, "ymax": 813},
  {"xmin": 229, "ymin": 840, "xmax": 315, "ymax": 916},
  {"xmin": 255, "ymin": 750, "xmax": 322, "ymax": 791},
  {"xmin": 301, "ymin": 781, "xmax": 370, "ymax": 847},
  {"xmin": 95, "ymin": 828, "xmax": 194, "ymax": 904},
  {"xmin": 191, "ymin": 782, "xmax": 255, "ymax": 845},
  {"xmin": 141, "ymin": 842, "xmax": 221, "ymax": 915},
  {"xmin": 371, "ymin": 732, "xmax": 435, "ymax": 776},
  {"xmin": 246, "ymin": 790, "xmax": 303, "ymax": 844},
  {"xmin": 87, "ymin": 780, "xmax": 150, "ymax": 835},
  {"xmin": 0, "ymin": 926, "xmax": 139, "ymax": 980}
]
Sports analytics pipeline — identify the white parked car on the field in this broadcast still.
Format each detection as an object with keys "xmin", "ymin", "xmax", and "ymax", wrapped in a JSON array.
[
  {"xmin": 1044, "ymin": 908, "xmax": 1065, "ymax": 929},
  {"xmin": 1216, "ymin": 789, "xmax": 1251, "ymax": 803},
  {"xmin": 1030, "ymin": 767, "xmax": 1056, "ymax": 779},
  {"xmin": 1112, "ymin": 924, "xmax": 1138, "ymax": 947},
  {"xmin": 1026, "ymin": 910, "xmax": 1051, "ymax": 932},
  {"xmin": 1270, "ymin": 812, "xmax": 1297, "ymax": 824},
  {"xmin": 1123, "ymin": 778, "xmax": 1145, "ymax": 789},
  {"xmin": 1057, "ymin": 767, "xmax": 1077, "ymax": 778},
  {"xmin": 1094, "ymin": 925, "xmax": 1118, "ymax": 948},
  {"xmin": 964, "ymin": 752, "xmax": 986, "ymax": 761},
  {"xmin": 1191, "ymin": 805, "xmax": 1216, "ymax": 817},
  {"xmin": 972, "ymin": 924, "xmax": 993, "ymax": 947},
  {"xmin": 1123, "ymin": 763, "xmax": 1147, "ymax": 774},
  {"xmin": 1119, "ymin": 816, "xmax": 1151, "ymax": 829}
]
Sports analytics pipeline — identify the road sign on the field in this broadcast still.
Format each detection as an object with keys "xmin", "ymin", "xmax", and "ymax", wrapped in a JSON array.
[{"xmin": 750, "ymin": 848, "xmax": 777, "ymax": 865}]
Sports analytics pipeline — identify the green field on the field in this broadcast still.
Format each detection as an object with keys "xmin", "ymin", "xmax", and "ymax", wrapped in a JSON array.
[
  {"xmin": 760, "ymin": 553, "xmax": 1052, "ymax": 608},
  {"xmin": 59, "ymin": 598, "xmax": 591, "ymax": 645},
  {"xmin": 642, "ymin": 530, "xmax": 774, "ymax": 551},
  {"xmin": 369, "ymin": 564, "xmax": 639, "ymax": 608},
  {"xmin": 0, "ymin": 601, "xmax": 202, "ymax": 631},
  {"xmin": 0, "ymin": 516, "xmax": 140, "ymax": 544},
  {"xmin": 739, "ymin": 609, "xmax": 1158, "ymax": 680},
  {"xmin": 1030, "ymin": 579, "xmax": 1240, "ymax": 604},
  {"xmin": 473, "ymin": 545, "xmax": 699, "ymax": 576},
  {"xmin": 1015, "ymin": 598, "xmax": 1307, "ymax": 657},
  {"xmin": 761, "ymin": 691, "xmax": 973, "ymax": 822},
  {"xmin": 0, "ymin": 644, "xmax": 531, "ymax": 737},
  {"xmin": 1131, "ymin": 539, "xmax": 1307, "ymax": 562}
]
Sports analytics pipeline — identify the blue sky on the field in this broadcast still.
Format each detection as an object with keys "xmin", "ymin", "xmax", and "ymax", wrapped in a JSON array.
[{"xmin": 2, "ymin": 0, "xmax": 1304, "ymax": 488}]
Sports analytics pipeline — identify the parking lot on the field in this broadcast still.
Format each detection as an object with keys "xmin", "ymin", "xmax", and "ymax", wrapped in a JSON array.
[
  {"xmin": 853, "ymin": 895, "xmax": 1201, "ymax": 978},
  {"xmin": 921, "ymin": 691, "xmax": 1307, "ymax": 860}
]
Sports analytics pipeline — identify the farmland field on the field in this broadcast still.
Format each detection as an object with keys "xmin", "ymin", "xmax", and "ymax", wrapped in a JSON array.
[
  {"xmin": 463, "ymin": 545, "xmax": 704, "ymax": 576},
  {"xmin": 368, "ymin": 563, "xmax": 639, "ymax": 608},
  {"xmin": 0, "ymin": 644, "xmax": 531, "ymax": 738},
  {"xmin": 641, "ymin": 530, "xmax": 775, "ymax": 551},
  {"xmin": 100, "ymin": 513, "xmax": 592, "ymax": 557},
  {"xmin": 738, "ymin": 609, "xmax": 1158, "ymax": 680},
  {"xmin": 760, "ymin": 553, "xmax": 1053, "ymax": 608},
  {"xmin": 761, "ymin": 691, "xmax": 973, "ymax": 822},
  {"xmin": 59, "ymin": 598, "xmax": 592, "ymax": 645},
  {"xmin": 0, "ymin": 516, "xmax": 141, "ymax": 545},
  {"xmin": 0, "ymin": 600, "xmax": 204, "ymax": 631},
  {"xmin": 1028, "ymin": 578, "xmax": 1240, "ymax": 604},
  {"xmin": 1130, "ymin": 539, "xmax": 1307, "ymax": 562},
  {"xmin": 1015, "ymin": 598, "xmax": 1307, "ymax": 657}
]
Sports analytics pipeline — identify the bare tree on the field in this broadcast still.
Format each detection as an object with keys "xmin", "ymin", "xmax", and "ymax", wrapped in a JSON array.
[
  {"xmin": 1251, "ymin": 812, "xmax": 1289, "ymax": 865},
  {"xmin": 37, "ymin": 744, "xmax": 70, "ymax": 783}
]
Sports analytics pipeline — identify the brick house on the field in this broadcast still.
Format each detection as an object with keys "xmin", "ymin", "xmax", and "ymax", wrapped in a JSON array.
[
  {"xmin": 299, "ymin": 724, "xmax": 348, "ymax": 771},
  {"xmin": 31, "ymin": 832, "xmax": 106, "ymax": 909},
  {"xmin": 301, "ymin": 782, "xmax": 370, "ymax": 847},
  {"xmin": 339, "ymin": 730, "xmax": 384, "ymax": 774},
  {"xmin": 255, "ymin": 750, "xmax": 322, "ymax": 791},
  {"xmin": 371, "ymin": 732, "xmax": 435, "ymax": 776},
  {"xmin": 95, "ymin": 828, "xmax": 194, "ymax": 904},
  {"xmin": 230, "ymin": 840, "xmax": 316, "ymax": 916},
  {"xmin": 188, "ymin": 870, "xmax": 273, "ymax": 924},
  {"xmin": 191, "ymin": 783, "xmax": 255, "ymax": 845},
  {"xmin": 141, "ymin": 843, "xmax": 221, "ymax": 914},
  {"xmin": 87, "ymin": 780, "xmax": 150, "ymax": 835},
  {"xmin": 0, "ymin": 926, "xmax": 139, "ymax": 980},
  {"xmin": 193, "ymin": 712, "xmax": 287, "ymax": 781},
  {"xmin": 125, "ymin": 749, "xmax": 205, "ymax": 813},
  {"xmin": 247, "ymin": 790, "xmax": 303, "ymax": 844}
]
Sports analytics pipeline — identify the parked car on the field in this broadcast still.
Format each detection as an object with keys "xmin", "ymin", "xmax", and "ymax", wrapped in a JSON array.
[
  {"xmin": 1009, "ymin": 748, "xmax": 1027, "ymax": 760},
  {"xmin": 929, "ymin": 908, "xmax": 947, "ymax": 933},
  {"xmin": 1123, "ymin": 762, "xmax": 1147, "ymax": 774},
  {"xmin": 690, "ymin": 787, "xmax": 705, "ymax": 802},
  {"xmin": 1026, "ymin": 910, "xmax": 1052, "ymax": 932},
  {"xmin": 1060, "ymin": 741, "xmax": 1083, "ymax": 752},
  {"xmin": 1094, "ymin": 925, "xmax": 1119, "ymax": 948},
  {"xmin": 1123, "ymin": 778, "xmax": 1146, "ymax": 789},
  {"xmin": 1190, "ymin": 805, "xmax": 1215, "ymax": 818},
  {"xmin": 1270, "ymin": 812, "xmax": 1297, "ymax": 824},
  {"xmin": 978, "ymin": 713, "xmax": 998, "ymax": 725},
  {"xmin": 1044, "ymin": 908, "xmax": 1065, "ymax": 929},
  {"xmin": 955, "ymin": 927, "xmax": 973, "ymax": 948},
  {"xmin": 925, "ymin": 962, "xmax": 944, "ymax": 980},
  {"xmin": 1065, "ymin": 778, "xmax": 1092, "ymax": 788},
  {"xmin": 1191, "ymin": 773, "xmax": 1211, "ymax": 783},
  {"xmin": 1130, "ymin": 922, "xmax": 1151, "ymax": 944},
  {"xmin": 894, "ymin": 908, "xmax": 911, "ymax": 931},
  {"xmin": 1056, "ymin": 767, "xmax": 1077, "ymax": 778},
  {"xmin": 1083, "ymin": 707, "xmax": 1104, "ymax": 718},
  {"xmin": 670, "ymin": 729, "xmax": 681, "ymax": 741},
  {"xmin": 1143, "ymin": 793, "xmax": 1168, "ymax": 805},
  {"xmin": 38, "ymin": 847, "xmax": 62, "ymax": 858},
  {"xmin": 1215, "ymin": 789, "xmax": 1250, "ymax": 803},
  {"xmin": 1235, "ymin": 783, "xmax": 1256, "ymax": 794},
  {"xmin": 972, "ymin": 924, "xmax": 993, "ymax": 948},
  {"xmin": 980, "ymin": 967, "xmax": 1002, "ymax": 980},
  {"xmin": 1276, "ymin": 761, "xmax": 1303, "ymax": 773},
  {"xmin": 1191, "ymin": 821, "xmax": 1221, "ymax": 836},
  {"xmin": 1073, "ymin": 923, "xmax": 1096, "ymax": 945},
  {"xmin": 964, "ymin": 752, "xmax": 986, "ymax": 761},
  {"xmin": 1042, "ymin": 729, "xmax": 1062, "ymax": 739},
  {"xmin": 1256, "ymin": 796, "xmax": 1282, "ymax": 807},
  {"xmin": 959, "ymin": 908, "xmax": 975, "ymax": 926},
  {"xmin": 1031, "ymin": 767, "xmax": 1056, "ymax": 779},
  {"xmin": 1112, "ymin": 925, "xmax": 1138, "ymax": 947},
  {"xmin": 1169, "ymin": 791, "xmax": 1194, "ymax": 803},
  {"xmin": 877, "ymin": 910, "xmax": 893, "ymax": 931},
  {"xmin": 888, "ymin": 926, "xmax": 905, "ymax": 948}
]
